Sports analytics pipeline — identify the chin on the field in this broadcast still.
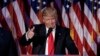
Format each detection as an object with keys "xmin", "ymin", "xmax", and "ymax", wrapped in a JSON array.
[
  {"xmin": 50, "ymin": 26, "xmax": 56, "ymax": 28},
  {"xmin": 47, "ymin": 24, "xmax": 56, "ymax": 28}
]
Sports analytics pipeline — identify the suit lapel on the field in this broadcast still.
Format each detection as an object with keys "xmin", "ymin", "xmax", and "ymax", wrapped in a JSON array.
[
  {"xmin": 40, "ymin": 24, "xmax": 46, "ymax": 37},
  {"xmin": 55, "ymin": 25, "xmax": 62, "ymax": 45},
  {"xmin": 54, "ymin": 26, "xmax": 62, "ymax": 53}
]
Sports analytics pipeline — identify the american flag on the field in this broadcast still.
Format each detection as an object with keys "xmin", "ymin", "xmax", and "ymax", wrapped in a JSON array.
[
  {"xmin": 83, "ymin": 0, "xmax": 97, "ymax": 56},
  {"xmin": 97, "ymin": 0, "xmax": 100, "ymax": 29},
  {"xmin": 62, "ymin": 0, "xmax": 98, "ymax": 56},
  {"xmin": 94, "ymin": 0, "xmax": 100, "ymax": 55},
  {"xmin": 30, "ymin": 0, "xmax": 51, "ymax": 25},
  {"xmin": 0, "ymin": 0, "xmax": 99, "ymax": 55},
  {"xmin": 0, "ymin": 0, "xmax": 52, "ymax": 55},
  {"xmin": 0, "ymin": 0, "xmax": 28, "ymax": 54},
  {"xmin": 68, "ymin": 0, "xmax": 84, "ymax": 55}
]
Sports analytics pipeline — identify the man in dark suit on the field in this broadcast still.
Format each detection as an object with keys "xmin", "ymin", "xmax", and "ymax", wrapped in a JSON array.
[
  {"xmin": 20, "ymin": 7, "xmax": 79, "ymax": 55},
  {"xmin": 0, "ymin": 28, "xmax": 19, "ymax": 56}
]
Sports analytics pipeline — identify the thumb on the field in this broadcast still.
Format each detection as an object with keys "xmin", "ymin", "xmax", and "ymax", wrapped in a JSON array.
[
  {"xmin": 30, "ymin": 27, "xmax": 35, "ymax": 31},
  {"xmin": 28, "ymin": 28, "xmax": 30, "ymax": 31}
]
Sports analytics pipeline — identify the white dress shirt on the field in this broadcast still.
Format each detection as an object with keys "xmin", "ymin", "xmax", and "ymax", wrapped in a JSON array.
[{"xmin": 45, "ymin": 27, "xmax": 55, "ymax": 55}]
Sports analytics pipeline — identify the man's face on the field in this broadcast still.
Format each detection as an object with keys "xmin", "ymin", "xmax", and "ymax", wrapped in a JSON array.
[{"xmin": 43, "ymin": 15, "xmax": 56, "ymax": 28}]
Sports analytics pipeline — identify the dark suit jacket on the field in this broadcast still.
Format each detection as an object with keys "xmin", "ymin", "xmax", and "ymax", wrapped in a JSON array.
[
  {"xmin": 20, "ymin": 24, "xmax": 79, "ymax": 55},
  {"xmin": 0, "ymin": 28, "xmax": 18, "ymax": 56}
]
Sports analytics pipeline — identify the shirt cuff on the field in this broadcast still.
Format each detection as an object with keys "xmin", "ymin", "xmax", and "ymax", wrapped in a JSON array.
[{"xmin": 25, "ymin": 32, "xmax": 30, "ymax": 41}]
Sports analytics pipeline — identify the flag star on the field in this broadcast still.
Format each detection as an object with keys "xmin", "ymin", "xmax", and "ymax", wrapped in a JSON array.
[
  {"xmin": 67, "ymin": 0, "xmax": 70, "ymax": 1},
  {"xmin": 90, "ymin": 0, "xmax": 93, "ymax": 2},
  {"xmin": 32, "ymin": 0, "xmax": 35, "ymax": 2},
  {"xmin": 94, "ymin": 0, "xmax": 97, "ymax": 3},
  {"xmin": 38, "ymin": 0, "xmax": 41, "ymax": 3},
  {"xmin": 36, "ymin": 6, "xmax": 40, "ymax": 10},
  {"xmin": 67, "ymin": 0, "xmax": 72, "ymax": 3},
  {"xmin": 66, "ymin": 4, "xmax": 69, "ymax": 8},
  {"xmin": 98, "ymin": 1, "xmax": 100, "ymax": 5},
  {"xmin": 43, "ymin": 1, "xmax": 46, "ymax": 5},
  {"xmin": 4, "ymin": 0, "xmax": 7, "ymax": 3},
  {"xmin": 93, "ymin": 6, "xmax": 96, "ymax": 10}
]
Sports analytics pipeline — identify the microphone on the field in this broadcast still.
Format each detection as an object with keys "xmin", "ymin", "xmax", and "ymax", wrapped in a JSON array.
[{"xmin": 46, "ymin": 28, "xmax": 53, "ymax": 37}]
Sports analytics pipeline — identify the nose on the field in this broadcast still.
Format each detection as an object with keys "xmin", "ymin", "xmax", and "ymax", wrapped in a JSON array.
[{"xmin": 49, "ymin": 19, "xmax": 52, "ymax": 23}]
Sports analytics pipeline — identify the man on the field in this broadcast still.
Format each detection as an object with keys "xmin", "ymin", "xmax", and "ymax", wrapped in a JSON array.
[
  {"xmin": 0, "ymin": 27, "xmax": 19, "ymax": 56},
  {"xmin": 20, "ymin": 7, "xmax": 79, "ymax": 55}
]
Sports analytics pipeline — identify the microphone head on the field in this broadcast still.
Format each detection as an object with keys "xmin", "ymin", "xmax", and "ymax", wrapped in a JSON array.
[
  {"xmin": 47, "ymin": 28, "xmax": 53, "ymax": 37},
  {"xmin": 48, "ymin": 28, "xmax": 53, "ymax": 32}
]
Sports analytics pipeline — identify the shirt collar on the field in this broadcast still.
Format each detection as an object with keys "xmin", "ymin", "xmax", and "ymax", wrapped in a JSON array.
[{"xmin": 46, "ymin": 26, "xmax": 56, "ymax": 34}]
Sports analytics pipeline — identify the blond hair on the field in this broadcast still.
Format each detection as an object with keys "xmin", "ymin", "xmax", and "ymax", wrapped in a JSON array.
[{"xmin": 42, "ymin": 7, "xmax": 58, "ymax": 18}]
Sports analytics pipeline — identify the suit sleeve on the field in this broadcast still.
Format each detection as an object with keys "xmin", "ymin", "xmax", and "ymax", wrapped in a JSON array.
[
  {"xmin": 19, "ymin": 25, "xmax": 40, "ymax": 46},
  {"xmin": 65, "ymin": 28, "xmax": 79, "ymax": 54},
  {"xmin": 19, "ymin": 33, "xmax": 34, "ymax": 46}
]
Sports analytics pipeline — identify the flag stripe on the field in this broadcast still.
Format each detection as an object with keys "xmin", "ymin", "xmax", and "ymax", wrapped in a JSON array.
[
  {"xmin": 0, "ymin": 10, "xmax": 10, "ymax": 30},
  {"xmin": 12, "ymin": 1, "xmax": 26, "ymax": 35},
  {"xmin": 30, "ymin": 7, "xmax": 41, "ymax": 24},
  {"xmin": 70, "ymin": 6, "xmax": 83, "ymax": 42},
  {"xmin": 0, "ymin": 23, "xmax": 2, "ymax": 27},
  {"xmin": 83, "ymin": 47, "xmax": 88, "ymax": 56},
  {"xmin": 1, "ymin": 4, "xmax": 18, "ymax": 39},
  {"xmin": 71, "ymin": 22, "xmax": 83, "ymax": 55},
  {"xmin": 83, "ymin": 37, "xmax": 96, "ymax": 56},
  {"xmin": 72, "ymin": 2, "xmax": 83, "ymax": 26},
  {"xmin": 62, "ymin": 6, "xmax": 69, "ymax": 28},
  {"xmin": 84, "ymin": 2, "xmax": 97, "ymax": 56},
  {"xmin": 7, "ymin": 2, "xmax": 22, "ymax": 38},
  {"xmin": 84, "ymin": 4, "xmax": 97, "ymax": 33},
  {"xmin": 70, "ymin": 5, "xmax": 83, "ymax": 55},
  {"xmin": 1, "ymin": 7, "xmax": 13, "ymax": 30},
  {"xmin": 83, "ymin": 25, "xmax": 97, "ymax": 55}
]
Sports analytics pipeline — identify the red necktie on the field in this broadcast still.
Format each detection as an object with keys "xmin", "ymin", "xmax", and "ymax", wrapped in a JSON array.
[{"xmin": 48, "ymin": 32, "xmax": 54, "ymax": 55}]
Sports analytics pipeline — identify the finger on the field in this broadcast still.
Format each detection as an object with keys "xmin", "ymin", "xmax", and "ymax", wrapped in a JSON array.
[
  {"xmin": 28, "ymin": 28, "xmax": 30, "ymax": 31},
  {"xmin": 30, "ymin": 27, "xmax": 35, "ymax": 31}
]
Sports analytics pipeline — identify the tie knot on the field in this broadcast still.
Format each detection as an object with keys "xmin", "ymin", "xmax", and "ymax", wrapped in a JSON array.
[
  {"xmin": 47, "ymin": 28, "xmax": 53, "ymax": 37},
  {"xmin": 48, "ymin": 28, "xmax": 53, "ymax": 33}
]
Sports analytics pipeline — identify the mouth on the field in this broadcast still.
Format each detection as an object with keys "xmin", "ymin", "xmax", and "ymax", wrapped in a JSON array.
[{"xmin": 49, "ymin": 25, "xmax": 56, "ymax": 28}]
